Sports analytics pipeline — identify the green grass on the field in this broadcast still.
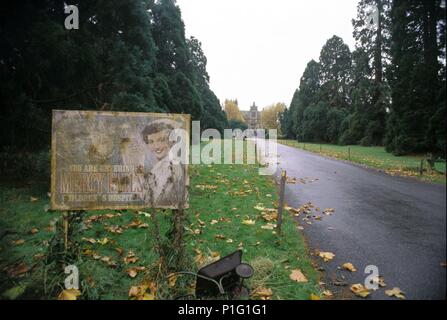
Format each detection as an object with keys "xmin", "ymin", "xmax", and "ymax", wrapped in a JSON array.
[
  {"xmin": 0, "ymin": 141, "xmax": 319, "ymax": 300},
  {"xmin": 279, "ymin": 140, "xmax": 446, "ymax": 184}
]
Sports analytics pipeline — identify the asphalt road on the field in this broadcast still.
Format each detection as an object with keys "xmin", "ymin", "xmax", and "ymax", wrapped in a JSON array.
[{"xmin": 268, "ymin": 142, "xmax": 446, "ymax": 299}]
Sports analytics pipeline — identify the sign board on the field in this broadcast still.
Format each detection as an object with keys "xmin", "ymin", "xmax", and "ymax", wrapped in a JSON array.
[{"xmin": 51, "ymin": 110, "xmax": 190, "ymax": 210}]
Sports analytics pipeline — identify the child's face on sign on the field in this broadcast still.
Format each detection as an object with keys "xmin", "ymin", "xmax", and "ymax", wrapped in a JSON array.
[{"xmin": 146, "ymin": 129, "xmax": 172, "ymax": 160}]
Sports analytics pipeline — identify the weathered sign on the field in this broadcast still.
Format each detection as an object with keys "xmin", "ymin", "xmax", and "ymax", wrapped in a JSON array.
[{"xmin": 51, "ymin": 110, "xmax": 190, "ymax": 210}]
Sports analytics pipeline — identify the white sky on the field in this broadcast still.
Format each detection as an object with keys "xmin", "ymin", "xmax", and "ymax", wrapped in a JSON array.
[{"xmin": 177, "ymin": 0, "xmax": 358, "ymax": 110}]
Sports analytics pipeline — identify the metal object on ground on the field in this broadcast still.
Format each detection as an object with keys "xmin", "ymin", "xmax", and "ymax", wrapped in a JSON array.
[{"xmin": 195, "ymin": 250, "xmax": 254, "ymax": 299}]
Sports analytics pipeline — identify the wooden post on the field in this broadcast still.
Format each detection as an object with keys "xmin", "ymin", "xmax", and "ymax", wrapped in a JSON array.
[
  {"xmin": 63, "ymin": 211, "xmax": 69, "ymax": 252},
  {"xmin": 419, "ymin": 160, "xmax": 424, "ymax": 176},
  {"xmin": 277, "ymin": 170, "xmax": 286, "ymax": 235},
  {"xmin": 172, "ymin": 208, "xmax": 186, "ymax": 271},
  {"xmin": 348, "ymin": 147, "xmax": 351, "ymax": 161}
]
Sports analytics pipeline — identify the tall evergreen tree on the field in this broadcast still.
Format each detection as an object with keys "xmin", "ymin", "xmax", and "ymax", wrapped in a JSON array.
[
  {"xmin": 386, "ymin": 0, "xmax": 445, "ymax": 155},
  {"xmin": 318, "ymin": 35, "xmax": 352, "ymax": 111},
  {"xmin": 352, "ymin": 0, "xmax": 392, "ymax": 145}
]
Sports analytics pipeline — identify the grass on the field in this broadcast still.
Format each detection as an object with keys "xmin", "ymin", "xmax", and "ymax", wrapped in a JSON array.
[
  {"xmin": 279, "ymin": 140, "xmax": 446, "ymax": 184},
  {"xmin": 0, "ymin": 140, "xmax": 319, "ymax": 300}
]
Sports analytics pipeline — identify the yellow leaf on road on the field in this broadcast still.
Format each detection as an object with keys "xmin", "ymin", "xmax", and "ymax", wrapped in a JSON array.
[
  {"xmin": 310, "ymin": 293, "xmax": 321, "ymax": 300},
  {"xmin": 385, "ymin": 287, "xmax": 405, "ymax": 299},
  {"xmin": 318, "ymin": 251, "xmax": 335, "ymax": 262},
  {"xmin": 342, "ymin": 262, "xmax": 357, "ymax": 272},
  {"xmin": 289, "ymin": 269, "xmax": 308, "ymax": 282},
  {"xmin": 322, "ymin": 290, "xmax": 333, "ymax": 298},
  {"xmin": 350, "ymin": 284, "xmax": 370, "ymax": 298}
]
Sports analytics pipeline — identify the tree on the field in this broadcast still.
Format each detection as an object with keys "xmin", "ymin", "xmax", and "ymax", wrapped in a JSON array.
[
  {"xmin": 224, "ymin": 99, "xmax": 245, "ymax": 122},
  {"xmin": 0, "ymin": 0, "xmax": 229, "ymax": 178},
  {"xmin": 318, "ymin": 35, "xmax": 352, "ymax": 112},
  {"xmin": 351, "ymin": 0, "xmax": 392, "ymax": 145},
  {"xmin": 385, "ymin": 0, "xmax": 445, "ymax": 155},
  {"xmin": 260, "ymin": 103, "xmax": 286, "ymax": 133},
  {"xmin": 287, "ymin": 60, "xmax": 321, "ymax": 141},
  {"xmin": 228, "ymin": 120, "xmax": 248, "ymax": 131}
]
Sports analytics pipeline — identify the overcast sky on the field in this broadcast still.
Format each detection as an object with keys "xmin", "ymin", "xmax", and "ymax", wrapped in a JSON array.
[{"xmin": 176, "ymin": 0, "xmax": 358, "ymax": 111}]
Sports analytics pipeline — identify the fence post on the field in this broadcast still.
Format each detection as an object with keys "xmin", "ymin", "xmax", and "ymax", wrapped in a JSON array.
[
  {"xmin": 348, "ymin": 147, "xmax": 351, "ymax": 161},
  {"xmin": 277, "ymin": 170, "xmax": 286, "ymax": 235},
  {"xmin": 419, "ymin": 159, "xmax": 424, "ymax": 176}
]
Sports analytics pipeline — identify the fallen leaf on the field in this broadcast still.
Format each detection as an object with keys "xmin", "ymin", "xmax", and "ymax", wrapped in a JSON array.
[
  {"xmin": 127, "ymin": 269, "xmax": 138, "ymax": 278},
  {"xmin": 126, "ymin": 267, "xmax": 146, "ymax": 278},
  {"xmin": 30, "ymin": 228, "xmax": 39, "ymax": 234},
  {"xmin": 385, "ymin": 287, "xmax": 405, "ymax": 299},
  {"xmin": 322, "ymin": 290, "xmax": 333, "ymax": 298},
  {"xmin": 58, "ymin": 289, "xmax": 81, "ymax": 300},
  {"xmin": 82, "ymin": 237, "xmax": 96, "ymax": 244},
  {"xmin": 128, "ymin": 286, "xmax": 143, "ymax": 298},
  {"xmin": 242, "ymin": 219, "xmax": 256, "ymax": 226},
  {"xmin": 127, "ymin": 220, "xmax": 146, "ymax": 229},
  {"xmin": 105, "ymin": 225, "xmax": 124, "ymax": 234},
  {"xmin": 129, "ymin": 280, "xmax": 157, "ymax": 300},
  {"xmin": 167, "ymin": 273, "xmax": 178, "ymax": 288},
  {"xmin": 350, "ymin": 284, "xmax": 370, "ymax": 298},
  {"xmin": 194, "ymin": 249, "xmax": 206, "ymax": 267},
  {"xmin": 289, "ymin": 269, "xmax": 308, "ymax": 282},
  {"xmin": 261, "ymin": 223, "xmax": 276, "ymax": 230},
  {"xmin": 137, "ymin": 211, "xmax": 151, "ymax": 218},
  {"xmin": 12, "ymin": 239, "xmax": 25, "ymax": 246},
  {"xmin": 97, "ymin": 237, "xmax": 110, "ymax": 245},
  {"xmin": 378, "ymin": 276, "xmax": 386, "ymax": 287},
  {"xmin": 30, "ymin": 197, "xmax": 39, "ymax": 202},
  {"xmin": 100, "ymin": 256, "xmax": 117, "ymax": 268},
  {"xmin": 141, "ymin": 293, "xmax": 155, "ymax": 300},
  {"xmin": 318, "ymin": 251, "xmax": 335, "ymax": 262},
  {"xmin": 310, "ymin": 293, "xmax": 321, "ymax": 300},
  {"xmin": 6, "ymin": 263, "xmax": 29, "ymax": 278},
  {"xmin": 342, "ymin": 262, "xmax": 357, "ymax": 272},
  {"xmin": 33, "ymin": 253, "xmax": 45, "ymax": 260},
  {"xmin": 252, "ymin": 287, "xmax": 273, "ymax": 300},
  {"xmin": 124, "ymin": 251, "xmax": 139, "ymax": 264}
]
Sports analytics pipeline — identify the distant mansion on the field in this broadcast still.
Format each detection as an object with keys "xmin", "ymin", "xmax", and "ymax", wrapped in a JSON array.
[{"xmin": 241, "ymin": 102, "xmax": 261, "ymax": 129}]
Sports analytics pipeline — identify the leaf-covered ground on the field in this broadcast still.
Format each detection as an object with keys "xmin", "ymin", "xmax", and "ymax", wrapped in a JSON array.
[
  {"xmin": 279, "ymin": 140, "xmax": 446, "ymax": 184},
  {"xmin": 0, "ymin": 142, "xmax": 320, "ymax": 300}
]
